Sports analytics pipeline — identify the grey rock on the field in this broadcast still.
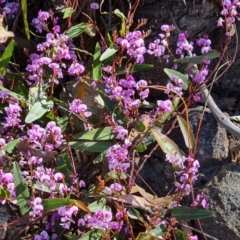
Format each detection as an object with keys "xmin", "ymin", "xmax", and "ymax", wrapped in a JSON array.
[
  {"xmin": 200, "ymin": 164, "xmax": 240, "ymax": 239},
  {"xmin": 188, "ymin": 106, "xmax": 229, "ymax": 165}
]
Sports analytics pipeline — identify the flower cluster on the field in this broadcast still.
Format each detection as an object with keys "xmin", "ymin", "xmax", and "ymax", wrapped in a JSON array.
[
  {"xmin": 156, "ymin": 99, "xmax": 172, "ymax": 113},
  {"xmin": 58, "ymin": 205, "xmax": 78, "ymax": 229},
  {"xmin": 27, "ymin": 10, "xmax": 84, "ymax": 85},
  {"xmin": 147, "ymin": 24, "xmax": 175, "ymax": 61},
  {"xmin": 191, "ymin": 192, "xmax": 209, "ymax": 209},
  {"xmin": 78, "ymin": 209, "xmax": 123, "ymax": 231},
  {"xmin": 27, "ymin": 121, "xmax": 64, "ymax": 151},
  {"xmin": 106, "ymin": 139, "xmax": 131, "ymax": 172},
  {"xmin": 165, "ymin": 155, "xmax": 200, "ymax": 205},
  {"xmin": 176, "ymin": 33, "xmax": 194, "ymax": 56},
  {"xmin": 69, "ymin": 99, "xmax": 92, "ymax": 118},
  {"xmin": 3, "ymin": 99, "xmax": 22, "ymax": 129},
  {"xmin": 104, "ymin": 73, "xmax": 149, "ymax": 116},
  {"xmin": 0, "ymin": 170, "xmax": 16, "ymax": 204},
  {"xmin": 116, "ymin": 31, "xmax": 147, "ymax": 64},
  {"xmin": 217, "ymin": 0, "xmax": 240, "ymax": 35},
  {"xmin": 34, "ymin": 230, "xmax": 52, "ymax": 240},
  {"xmin": 32, "ymin": 10, "xmax": 50, "ymax": 33},
  {"xmin": 29, "ymin": 197, "xmax": 44, "ymax": 218},
  {"xmin": 33, "ymin": 167, "xmax": 66, "ymax": 194}
]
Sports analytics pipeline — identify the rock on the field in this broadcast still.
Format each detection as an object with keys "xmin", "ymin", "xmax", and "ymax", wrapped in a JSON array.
[
  {"xmin": 59, "ymin": 80, "xmax": 107, "ymax": 133},
  {"xmin": 188, "ymin": 106, "xmax": 229, "ymax": 165},
  {"xmin": 200, "ymin": 164, "xmax": 240, "ymax": 239}
]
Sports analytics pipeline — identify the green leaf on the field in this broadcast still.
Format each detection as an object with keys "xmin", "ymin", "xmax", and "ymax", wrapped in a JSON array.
[
  {"xmin": 136, "ymin": 143, "xmax": 147, "ymax": 152},
  {"xmin": 12, "ymin": 80, "xmax": 28, "ymax": 99},
  {"xmin": 127, "ymin": 208, "xmax": 145, "ymax": 222},
  {"xmin": 100, "ymin": 45, "xmax": 119, "ymax": 62},
  {"xmin": 63, "ymin": 7, "xmax": 74, "ymax": 19},
  {"xmin": 66, "ymin": 23, "xmax": 86, "ymax": 39},
  {"xmin": 42, "ymin": 198, "xmax": 76, "ymax": 211},
  {"xmin": 151, "ymin": 128, "xmax": 185, "ymax": 158},
  {"xmin": 171, "ymin": 207, "xmax": 214, "ymax": 220},
  {"xmin": 175, "ymin": 51, "xmax": 220, "ymax": 64},
  {"xmin": 117, "ymin": 64, "xmax": 154, "ymax": 75},
  {"xmin": 133, "ymin": 118, "xmax": 146, "ymax": 132},
  {"xmin": 174, "ymin": 229, "xmax": 188, "ymax": 240},
  {"xmin": 0, "ymin": 40, "xmax": 15, "ymax": 75},
  {"xmin": 69, "ymin": 141, "xmax": 113, "ymax": 152},
  {"xmin": 150, "ymin": 226, "xmax": 167, "ymax": 237},
  {"xmin": 64, "ymin": 234, "xmax": 79, "ymax": 240},
  {"xmin": 93, "ymin": 149, "xmax": 108, "ymax": 163},
  {"xmin": 93, "ymin": 42, "xmax": 102, "ymax": 80},
  {"xmin": 56, "ymin": 116, "xmax": 68, "ymax": 132},
  {"xmin": 113, "ymin": 9, "xmax": 126, "ymax": 35},
  {"xmin": 13, "ymin": 162, "xmax": 31, "ymax": 216},
  {"xmin": 78, "ymin": 229, "xmax": 103, "ymax": 240},
  {"xmin": 21, "ymin": 0, "xmax": 30, "ymax": 39},
  {"xmin": 136, "ymin": 232, "xmax": 159, "ymax": 240},
  {"xmin": 164, "ymin": 68, "xmax": 189, "ymax": 90},
  {"xmin": 25, "ymin": 96, "xmax": 54, "ymax": 123},
  {"xmin": 55, "ymin": 153, "xmax": 74, "ymax": 185},
  {"xmin": 33, "ymin": 181, "xmax": 51, "ymax": 193},
  {"xmin": 73, "ymin": 127, "xmax": 115, "ymax": 141},
  {"xmin": 176, "ymin": 115, "xmax": 196, "ymax": 149},
  {"xmin": 0, "ymin": 188, "xmax": 9, "ymax": 198},
  {"xmin": 4, "ymin": 138, "xmax": 20, "ymax": 154},
  {"xmin": 88, "ymin": 198, "xmax": 106, "ymax": 212}
]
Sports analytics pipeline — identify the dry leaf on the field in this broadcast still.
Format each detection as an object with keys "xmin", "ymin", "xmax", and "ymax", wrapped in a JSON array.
[{"xmin": 0, "ymin": 15, "xmax": 14, "ymax": 43}]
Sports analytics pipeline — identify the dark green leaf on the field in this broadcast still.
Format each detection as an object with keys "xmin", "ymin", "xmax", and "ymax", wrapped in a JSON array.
[
  {"xmin": 133, "ymin": 118, "xmax": 146, "ymax": 132},
  {"xmin": 55, "ymin": 153, "xmax": 74, "ymax": 185},
  {"xmin": 56, "ymin": 116, "xmax": 68, "ymax": 132},
  {"xmin": 69, "ymin": 141, "xmax": 113, "ymax": 152},
  {"xmin": 113, "ymin": 9, "xmax": 126, "ymax": 35},
  {"xmin": 73, "ymin": 127, "xmax": 115, "ymax": 141},
  {"xmin": 64, "ymin": 234, "xmax": 79, "ymax": 240},
  {"xmin": 175, "ymin": 51, "xmax": 220, "ymax": 64},
  {"xmin": 0, "ymin": 86, "xmax": 25, "ymax": 102},
  {"xmin": 164, "ymin": 68, "xmax": 189, "ymax": 90},
  {"xmin": 66, "ymin": 23, "xmax": 86, "ymax": 39},
  {"xmin": 93, "ymin": 42, "xmax": 102, "ymax": 80},
  {"xmin": 174, "ymin": 229, "xmax": 188, "ymax": 240},
  {"xmin": 0, "ymin": 40, "xmax": 15, "ymax": 75},
  {"xmin": 127, "ymin": 208, "xmax": 145, "ymax": 222},
  {"xmin": 13, "ymin": 162, "xmax": 31, "ymax": 216},
  {"xmin": 171, "ymin": 207, "xmax": 214, "ymax": 220},
  {"xmin": 12, "ymin": 80, "xmax": 28, "ymax": 99},
  {"xmin": 117, "ymin": 64, "xmax": 153, "ymax": 75},
  {"xmin": 42, "ymin": 198, "xmax": 76, "ymax": 211}
]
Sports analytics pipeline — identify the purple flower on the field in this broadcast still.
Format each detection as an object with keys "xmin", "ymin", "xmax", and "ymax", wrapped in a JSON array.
[
  {"xmin": 157, "ymin": 99, "xmax": 172, "ymax": 113},
  {"xmin": 68, "ymin": 62, "xmax": 85, "ymax": 76},
  {"xmin": 34, "ymin": 230, "xmax": 49, "ymax": 240},
  {"xmin": 69, "ymin": 99, "xmax": 92, "ymax": 117},
  {"xmin": 90, "ymin": 3, "xmax": 99, "ymax": 10}
]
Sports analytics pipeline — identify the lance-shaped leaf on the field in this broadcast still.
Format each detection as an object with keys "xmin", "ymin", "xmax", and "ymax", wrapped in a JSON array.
[
  {"xmin": 93, "ymin": 42, "xmax": 102, "ymax": 80},
  {"xmin": 13, "ymin": 162, "xmax": 31, "ymax": 216},
  {"xmin": 171, "ymin": 207, "xmax": 214, "ymax": 220},
  {"xmin": 177, "ymin": 115, "xmax": 196, "ymax": 149},
  {"xmin": 151, "ymin": 128, "xmax": 185, "ymax": 158},
  {"xmin": 100, "ymin": 45, "xmax": 119, "ymax": 62}
]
